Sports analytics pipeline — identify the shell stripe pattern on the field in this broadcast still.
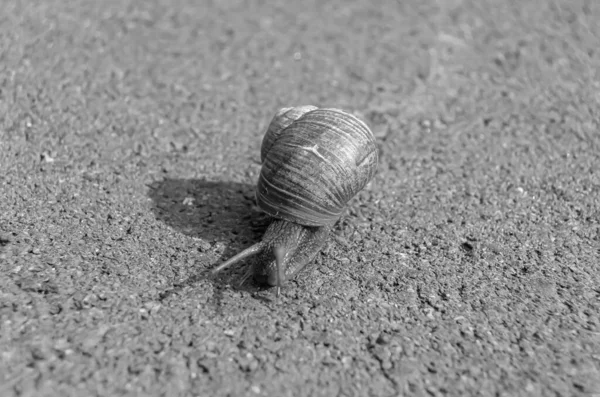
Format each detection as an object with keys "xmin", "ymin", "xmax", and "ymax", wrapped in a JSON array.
[
  {"xmin": 257, "ymin": 107, "xmax": 378, "ymax": 227},
  {"xmin": 260, "ymin": 105, "xmax": 318, "ymax": 163}
]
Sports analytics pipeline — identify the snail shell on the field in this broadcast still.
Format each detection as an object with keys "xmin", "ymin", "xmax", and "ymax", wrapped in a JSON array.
[{"xmin": 257, "ymin": 106, "xmax": 379, "ymax": 226}]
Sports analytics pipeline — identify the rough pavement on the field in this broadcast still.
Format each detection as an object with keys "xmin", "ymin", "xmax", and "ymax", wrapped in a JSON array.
[{"xmin": 1, "ymin": 0, "xmax": 599, "ymax": 396}]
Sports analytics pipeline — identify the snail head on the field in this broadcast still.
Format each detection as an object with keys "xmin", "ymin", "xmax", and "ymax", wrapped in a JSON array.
[
  {"xmin": 252, "ymin": 245, "xmax": 289, "ymax": 297},
  {"xmin": 211, "ymin": 219, "xmax": 329, "ymax": 296}
]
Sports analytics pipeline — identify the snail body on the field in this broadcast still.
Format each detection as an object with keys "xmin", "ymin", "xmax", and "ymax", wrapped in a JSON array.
[{"xmin": 212, "ymin": 106, "xmax": 378, "ymax": 294}]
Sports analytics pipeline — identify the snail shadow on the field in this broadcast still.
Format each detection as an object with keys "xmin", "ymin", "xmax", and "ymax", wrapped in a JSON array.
[{"xmin": 147, "ymin": 178, "xmax": 272, "ymax": 302}]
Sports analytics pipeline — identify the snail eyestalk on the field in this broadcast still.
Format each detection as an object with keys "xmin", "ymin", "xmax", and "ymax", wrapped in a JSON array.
[
  {"xmin": 211, "ymin": 242, "xmax": 264, "ymax": 275},
  {"xmin": 274, "ymin": 246, "xmax": 286, "ymax": 297}
]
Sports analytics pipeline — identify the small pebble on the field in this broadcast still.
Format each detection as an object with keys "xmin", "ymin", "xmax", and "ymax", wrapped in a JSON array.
[
  {"xmin": 376, "ymin": 333, "xmax": 390, "ymax": 345},
  {"xmin": 197, "ymin": 240, "xmax": 212, "ymax": 252}
]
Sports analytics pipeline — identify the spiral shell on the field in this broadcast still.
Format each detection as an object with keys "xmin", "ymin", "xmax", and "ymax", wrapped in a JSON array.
[{"xmin": 256, "ymin": 106, "xmax": 378, "ymax": 227}]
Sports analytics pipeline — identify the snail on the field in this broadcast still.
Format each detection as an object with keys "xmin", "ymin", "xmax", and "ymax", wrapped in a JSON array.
[{"xmin": 212, "ymin": 106, "xmax": 379, "ymax": 295}]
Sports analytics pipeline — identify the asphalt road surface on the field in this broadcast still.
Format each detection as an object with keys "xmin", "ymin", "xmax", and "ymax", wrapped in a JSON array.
[{"xmin": 1, "ymin": 0, "xmax": 599, "ymax": 396}]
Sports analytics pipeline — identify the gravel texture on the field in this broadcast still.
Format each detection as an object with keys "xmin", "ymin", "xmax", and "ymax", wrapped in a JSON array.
[{"xmin": 1, "ymin": 0, "xmax": 599, "ymax": 396}]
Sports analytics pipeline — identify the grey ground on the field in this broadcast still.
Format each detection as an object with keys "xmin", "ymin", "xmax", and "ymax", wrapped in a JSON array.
[{"xmin": 1, "ymin": 0, "xmax": 599, "ymax": 396}]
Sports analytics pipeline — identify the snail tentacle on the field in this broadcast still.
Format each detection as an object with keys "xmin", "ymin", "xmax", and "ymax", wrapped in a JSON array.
[
  {"xmin": 274, "ymin": 246, "xmax": 286, "ymax": 297},
  {"xmin": 211, "ymin": 242, "xmax": 265, "ymax": 274},
  {"xmin": 237, "ymin": 267, "xmax": 254, "ymax": 288}
]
